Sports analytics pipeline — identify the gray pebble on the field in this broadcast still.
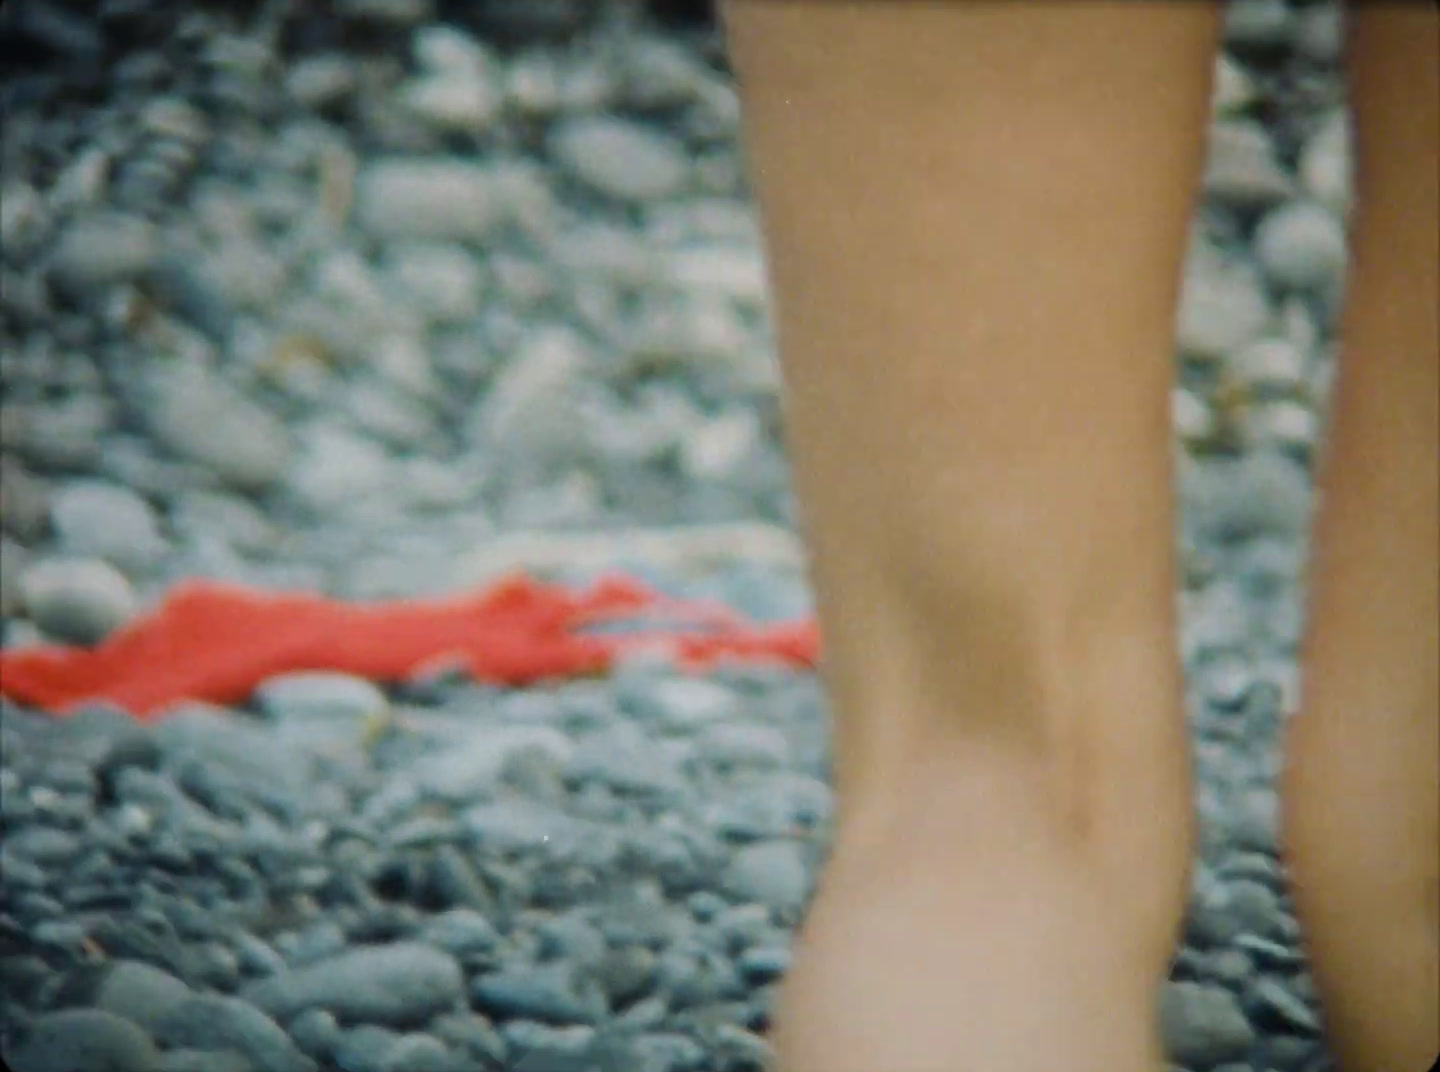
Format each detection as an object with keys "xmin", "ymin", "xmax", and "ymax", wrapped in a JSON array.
[
  {"xmin": 3, "ymin": 1008, "xmax": 160, "ymax": 1072},
  {"xmin": 6, "ymin": 397, "xmax": 112, "ymax": 472},
  {"xmin": 167, "ymin": 490, "xmax": 277, "ymax": 555},
  {"xmin": 1227, "ymin": 878, "xmax": 1286, "ymax": 940},
  {"xmin": 629, "ymin": 1031, "xmax": 707, "ymax": 1072},
  {"xmin": 334, "ymin": 0, "xmax": 433, "ymax": 23},
  {"xmin": 156, "ymin": 1050, "xmax": 254, "ymax": 1072},
  {"xmin": 19, "ymin": 556, "xmax": 138, "ymax": 645},
  {"xmin": 569, "ymin": 724, "xmax": 683, "ymax": 794},
  {"xmin": 1231, "ymin": 336, "xmax": 1309, "ymax": 397},
  {"xmin": 624, "ymin": 673, "xmax": 739, "ymax": 728},
  {"xmin": 1183, "ymin": 453, "xmax": 1313, "ymax": 542},
  {"xmin": 1160, "ymin": 981, "xmax": 1256, "ymax": 1067},
  {"xmin": 94, "ymin": 959, "xmax": 194, "ymax": 1034},
  {"xmin": 285, "ymin": 1009, "xmax": 340, "ymax": 1062},
  {"xmin": 1249, "ymin": 976, "xmax": 1322, "ymax": 1035},
  {"xmin": 254, "ymin": 672, "xmax": 387, "ymax": 724},
  {"xmin": 550, "ymin": 116, "xmax": 688, "ymax": 202},
  {"xmin": 142, "ymin": 361, "xmax": 293, "ymax": 491},
  {"xmin": 5, "ymin": 825, "xmax": 82, "ymax": 864},
  {"xmin": 151, "ymin": 996, "xmax": 314, "ymax": 1072},
  {"xmin": 414, "ymin": 724, "xmax": 575, "ymax": 798},
  {"xmin": 656, "ymin": 942, "xmax": 744, "ymax": 1009},
  {"xmin": 1295, "ymin": 2, "xmax": 1344, "ymax": 64},
  {"xmin": 278, "ymin": 921, "xmax": 348, "ymax": 966},
  {"xmin": 355, "ymin": 159, "xmax": 498, "ymax": 241},
  {"xmin": 471, "ymin": 962, "xmax": 608, "ymax": 1025},
  {"xmin": 418, "ymin": 908, "xmax": 502, "ymax": 958},
  {"xmin": 342, "ymin": 378, "xmax": 436, "ymax": 450},
  {"xmin": 429, "ymin": 1011, "xmax": 507, "ymax": 1066},
  {"xmin": 1227, "ymin": 786, "xmax": 1280, "ymax": 853},
  {"xmin": 400, "ymin": 72, "xmax": 500, "ymax": 133},
  {"xmin": 376, "ymin": 1033, "xmax": 458, "ymax": 1072},
  {"xmin": 534, "ymin": 914, "xmax": 607, "ymax": 968},
  {"xmin": 49, "ymin": 213, "xmax": 158, "ymax": 294},
  {"xmin": 331, "ymin": 1025, "xmax": 401, "ymax": 1072},
  {"xmin": 241, "ymin": 943, "xmax": 463, "ymax": 1027},
  {"xmin": 234, "ymin": 934, "xmax": 288, "ymax": 977},
  {"xmin": 50, "ymin": 480, "xmax": 168, "ymax": 571},
  {"xmin": 1211, "ymin": 54, "xmax": 1257, "ymax": 116},
  {"xmin": 1235, "ymin": 933, "xmax": 1305, "ymax": 971},
  {"xmin": 425, "ymin": 845, "xmax": 499, "ymax": 913},
  {"xmin": 284, "ymin": 423, "xmax": 395, "ymax": 513},
  {"xmin": 474, "ymin": 327, "xmax": 590, "ymax": 467},
  {"xmin": 709, "ymin": 1023, "xmax": 773, "ymax": 1068},
  {"xmin": 0, "ymin": 458, "xmax": 50, "ymax": 541},
  {"xmin": 1, "ymin": 180, "xmax": 50, "ymax": 260},
  {"xmin": 737, "ymin": 944, "xmax": 791, "ymax": 984},
  {"xmin": 1223, "ymin": 0, "xmax": 1294, "ymax": 50},
  {"xmin": 1177, "ymin": 248, "xmax": 1270, "ymax": 360},
  {"xmin": 285, "ymin": 56, "xmax": 357, "ymax": 110},
  {"xmin": 388, "ymin": 243, "xmax": 485, "ymax": 324},
  {"xmin": 594, "ymin": 945, "xmax": 658, "ymax": 1008},
  {"xmin": 697, "ymin": 721, "xmax": 791, "ymax": 769},
  {"xmin": 1255, "ymin": 201, "xmax": 1347, "ymax": 294},
  {"xmin": 497, "ymin": 1021, "xmax": 595, "ymax": 1065},
  {"xmin": 722, "ymin": 840, "xmax": 811, "ymax": 914},
  {"xmin": 1206, "ymin": 948, "xmax": 1255, "ymax": 987},
  {"xmin": 1299, "ymin": 111, "xmax": 1350, "ymax": 217}
]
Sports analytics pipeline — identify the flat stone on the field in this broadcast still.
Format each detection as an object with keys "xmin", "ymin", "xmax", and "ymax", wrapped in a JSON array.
[
  {"xmin": 50, "ymin": 480, "xmax": 167, "ymax": 571},
  {"xmin": 1203, "ymin": 121, "xmax": 1295, "ymax": 207},
  {"xmin": 722, "ymin": 839, "xmax": 811, "ymax": 914},
  {"xmin": 142, "ymin": 361, "xmax": 293, "ymax": 491},
  {"xmin": 254, "ymin": 672, "xmax": 388, "ymax": 723},
  {"xmin": 1255, "ymin": 201, "xmax": 1347, "ymax": 294},
  {"xmin": 152, "ymin": 997, "xmax": 314, "ymax": 1072},
  {"xmin": 550, "ymin": 116, "xmax": 688, "ymax": 202},
  {"xmin": 241, "ymin": 943, "xmax": 463, "ymax": 1027},
  {"xmin": 94, "ymin": 959, "xmax": 194, "ymax": 1034},
  {"xmin": 471, "ymin": 962, "xmax": 608, "ymax": 1025},
  {"xmin": 49, "ymin": 213, "xmax": 158, "ymax": 293},
  {"xmin": 19, "ymin": 556, "xmax": 139, "ymax": 645},
  {"xmin": 355, "ymin": 160, "xmax": 498, "ymax": 241},
  {"xmin": 3, "ymin": 1008, "xmax": 160, "ymax": 1072},
  {"xmin": 1248, "ymin": 976, "xmax": 1322, "ymax": 1035},
  {"xmin": 1160, "ymin": 981, "xmax": 1256, "ymax": 1067}
]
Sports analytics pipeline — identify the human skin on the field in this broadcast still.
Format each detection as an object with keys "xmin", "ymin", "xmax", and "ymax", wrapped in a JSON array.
[
  {"xmin": 724, "ymin": 1, "xmax": 1438, "ymax": 1070},
  {"xmin": 1280, "ymin": 5, "xmax": 1439, "ymax": 1070},
  {"xmin": 724, "ymin": 3, "xmax": 1220, "ymax": 1068}
]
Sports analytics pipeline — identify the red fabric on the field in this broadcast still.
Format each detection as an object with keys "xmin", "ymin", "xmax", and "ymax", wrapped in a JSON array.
[{"xmin": 0, "ymin": 573, "xmax": 821, "ymax": 719}]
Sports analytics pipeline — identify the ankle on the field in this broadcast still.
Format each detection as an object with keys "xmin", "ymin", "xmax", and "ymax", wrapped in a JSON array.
[
  {"xmin": 835, "ymin": 725, "xmax": 1194, "ymax": 982},
  {"xmin": 774, "ymin": 822, "xmax": 1167, "ymax": 1072}
]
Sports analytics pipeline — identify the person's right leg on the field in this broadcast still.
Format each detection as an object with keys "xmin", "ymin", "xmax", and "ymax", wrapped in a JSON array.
[
  {"xmin": 723, "ymin": 3, "xmax": 1219, "ymax": 1069},
  {"xmin": 1279, "ymin": 5, "xmax": 1440, "ymax": 1071}
]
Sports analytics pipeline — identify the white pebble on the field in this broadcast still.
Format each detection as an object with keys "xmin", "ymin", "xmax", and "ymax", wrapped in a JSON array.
[
  {"xmin": 400, "ymin": 74, "xmax": 500, "ymax": 132},
  {"xmin": 20, "ymin": 557, "xmax": 139, "ymax": 645},
  {"xmin": 1172, "ymin": 387, "xmax": 1215, "ymax": 443},
  {"xmin": 1178, "ymin": 255, "xmax": 1271, "ymax": 360},
  {"xmin": 549, "ymin": 116, "xmax": 689, "ymax": 202},
  {"xmin": 1299, "ymin": 110, "xmax": 1352, "ymax": 218},
  {"xmin": 1244, "ymin": 400, "xmax": 1320, "ymax": 452},
  {"xmin": 50, "ymin": 480, "xmax": 168, "ymax": 572},
  {"xmin": 1255, "ymin": 201, "xmax": 1347, "ymax": 293},
  {"xmin": 1231, "ymin": 337, "xmax": 1308, "ymax": 394},
  {"xmin": 355, "ymin": 159, "xmax": 499, "ymax": 241}
]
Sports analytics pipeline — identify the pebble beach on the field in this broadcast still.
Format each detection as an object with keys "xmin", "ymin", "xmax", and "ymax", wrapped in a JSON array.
[{"xmin": 2, "ymin": 1, "xmax": 1356, "ymax": 1069}]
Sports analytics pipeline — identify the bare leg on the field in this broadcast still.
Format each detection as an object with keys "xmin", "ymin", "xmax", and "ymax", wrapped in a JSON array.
[
  {"xmin": 1279, "ymin": 6, "xmax": 1440, "ymax": 1071},
  {"xmin": 723, "ymin": 3, "xmax": 1219, "ymax": 1069}
]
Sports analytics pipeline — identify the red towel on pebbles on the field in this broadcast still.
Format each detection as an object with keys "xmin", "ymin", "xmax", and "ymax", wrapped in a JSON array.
[{"xmin": 0, "ymin": 573, "xmax": 821, "ymax": 719}]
